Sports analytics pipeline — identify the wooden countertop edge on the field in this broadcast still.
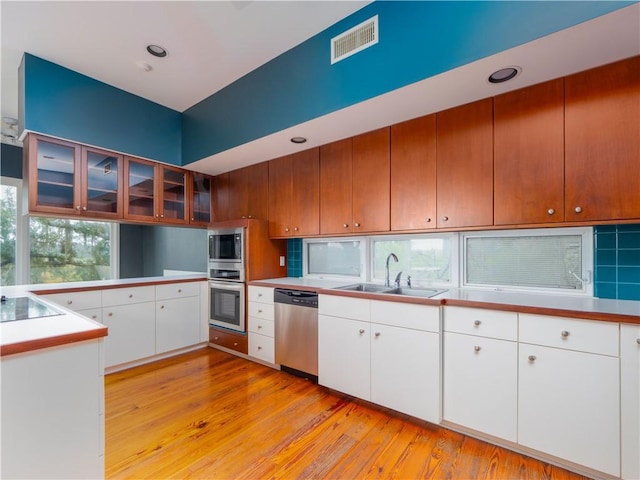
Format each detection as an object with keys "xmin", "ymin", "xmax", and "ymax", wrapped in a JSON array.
[
  {"xmin": 32, "ymin": 277, "xmax": 208, "ymax": 295},
  {"xmin": 0, "ymin": 326, "xmax": 108, "ymax": 357}
]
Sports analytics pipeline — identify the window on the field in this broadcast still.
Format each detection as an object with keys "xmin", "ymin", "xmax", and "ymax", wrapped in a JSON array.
[
  {"xmin": 304, "ymin": 238, "xmax": 364, "ymax": 279},
  {"xmin": 29, "ymin": 217, "xmax": 119, "ymax": 284},
  {"xmin": 0, "ymin": 177, "xmax": 22, "ymax": 285},
  {"xmin": 463, "ymin": 227, "xmax": 593, "ymax": 294},
  {"xmin": 371, "ymin": 235, "xmax": 456, "ymax": 287}
]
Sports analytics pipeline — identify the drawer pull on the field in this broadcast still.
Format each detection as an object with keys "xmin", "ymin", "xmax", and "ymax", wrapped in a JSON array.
[
  {"xmin": 214, "ymin": 336, "xmax": 220, "ymax": 340},
  {"xmin": 129, "ymin": 294, "xmax": 133, "ymax": 298},
  {"xmin": 257, "ymin": 325, "xmax": 263, "ymax": 329},
  {"xmin": 178, "ymin": 289, "xmax": 182, "ymax": 293},
  {"xmin": 67, "ymin": 300, "xmax": 73, "ymax": 305},
  {"xmin": 374, "ymin": 332, "xmax": 381, "ymax": 337},
  {"xmin": 91, "ymin": 314, "xmax": 97, "ymax": 319},
  {"xmin": 108, "ymin": 312, "xmax": 113, "ymax": 317},
  {"xmin": 258, "ymin": 309, "xmax": 263, "ymax": 313},
  {"xmin": 359, "ymin": 329, "xmax": 365, "ymax": 335},
  {"xmin": 233, "ymin": 342, "xmax": 238, "ymax": 346},
  {"xmin": 258, "ymin": 293, "xmax": 263, "ymax": 297},
  {"xmin": 258, "ymin": 346, "xmax": 262, "ymax": 350},
  {"xmin": 561, "ymin": 330, "xmax": 570, "ymax": 338},
  {"xmin": 528, "ymin": 355, "xmax": 537, "ymax": 362},
  {"xmin": 474, "ymin": 346, "xmax": 481, "ymax": 352},
  {"xmin": 160, "ymin": 305, "xmax": 165, "ymax": 309},
  {"xmin": 636, "ymin": 338, "xmax": 640, "ymax": 345},
  {"xmin": 473, "ymin": 320, "xmax": 481, "ymax": 326}
]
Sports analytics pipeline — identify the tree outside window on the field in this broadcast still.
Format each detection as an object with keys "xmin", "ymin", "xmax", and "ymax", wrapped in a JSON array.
[{"xmin": 0, "ymin": 184, "xmax": 18, "ymax": 285}]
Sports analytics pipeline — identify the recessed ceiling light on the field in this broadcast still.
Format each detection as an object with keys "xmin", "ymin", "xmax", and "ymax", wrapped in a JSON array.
[
  {"xmin": 146, "ymin": 44, "xmax": 167, "ymax": 58},
  {"xmin": 290, "ymin": 137, "xmax": 307, "ymax": 144},
  {"xmin": 488, "ymin": 66, "xmax": 521, "ymax": 84}
]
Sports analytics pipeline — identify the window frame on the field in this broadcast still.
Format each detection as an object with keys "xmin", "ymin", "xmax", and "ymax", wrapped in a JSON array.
[
  {"xmin": 303, "ymin": 236, "xmax": 367, "ymax": 281},
  {"xmin": 460, "ymin": 227, "xmax": 594, "ymax": 296}
]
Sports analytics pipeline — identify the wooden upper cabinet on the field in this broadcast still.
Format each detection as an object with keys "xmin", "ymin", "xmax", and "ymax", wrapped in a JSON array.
[
  {"xmin": 124, "ymin": 156, "xmax": 157, "ymax": 222},
  {"xmin": 268, "ymin": 148, "xmax": 319, "ymax": 238},
  {"xmin": 320, "ymin": 138, "xmax": 353, "ymax": 235},
  {"xmin": 565, "ymin": 56, "xmax": 640, "ymax": 222},
  {"xmin": 218, "ymin": 162, "xmax": 269, "ymax": 222},
  {"xmin": 212, "ymin": 172, "xmax": 230, "ymax": 222},
  {"xmin": 436, "ymin": 98, "xmax": 494, "ymax": 229},
  {"xmin": 390, "ymin": 115, "xmax": 437, "ymax": 231},
  {"xmin": 158, "ymin": 165, "xmax": 188, "ymax": 224},
  {"xmin": 188, "ymin": 171, "xmax": 213, "ymax": 226},
  {"xmin": 352, "ymin": 128, "xmax": 390, "ymax": 233},
  {"xmin": 494, "ymin": 79, "xmax": 565, "ymax": 225},
  {"xmin": 246, "ymin": 162, "xmax": 269, "ymax": 220},
  {"xmin": 82, "ymin": 146, "xmax": 124, "ymax": 219}
]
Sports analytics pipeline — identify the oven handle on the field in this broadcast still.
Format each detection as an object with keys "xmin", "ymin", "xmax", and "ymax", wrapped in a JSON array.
[{"xmin": 209, "ymin": 280, "xmax": 245, "ymax": 292}]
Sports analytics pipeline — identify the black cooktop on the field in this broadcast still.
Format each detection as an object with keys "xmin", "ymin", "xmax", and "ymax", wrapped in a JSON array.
[{"xmin": 0, "ymin": 295, "xmax": 63, "ymax": 323}]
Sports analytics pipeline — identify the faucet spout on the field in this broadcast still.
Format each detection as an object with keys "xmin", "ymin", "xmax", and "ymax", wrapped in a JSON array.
[{"xmin": 385, "ymin": 253, "xmax": 399, "ymax": 287}]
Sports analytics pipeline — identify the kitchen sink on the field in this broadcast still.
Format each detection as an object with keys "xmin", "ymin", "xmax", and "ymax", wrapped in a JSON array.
[{"xmin": 335, "ymin": 283, "xmax": 446, "ymax": 298}]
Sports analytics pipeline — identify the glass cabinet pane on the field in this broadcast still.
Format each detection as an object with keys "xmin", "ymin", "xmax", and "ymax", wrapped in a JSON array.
[
  {"xmin": 36, "ymin": 139, "xmax": 76, "ymax": 209},
  {"xmin": 191, "ymin": 173, "xmax": 211, "ymax": 223},
  {"xmin": 127, "ymin": 160, "xmax": 155, "ymax": 217},
  {"xmin": 162, "ymin": 168, "xmax": 186, "ymax": 221},
  {"xmin": 86, "ymin": 151, "xmax": 119, "ymax": 213}
]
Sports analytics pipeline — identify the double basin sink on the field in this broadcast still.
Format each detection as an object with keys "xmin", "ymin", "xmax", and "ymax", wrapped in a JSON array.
[{"xmin": 335, "ymin": 283, "xmax": 446, "ymax": 299}]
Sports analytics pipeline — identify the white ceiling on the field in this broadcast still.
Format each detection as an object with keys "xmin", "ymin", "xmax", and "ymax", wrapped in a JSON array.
[{"xmin": 2, "ymin": 2, "xmax": 639, "ymax": 175}]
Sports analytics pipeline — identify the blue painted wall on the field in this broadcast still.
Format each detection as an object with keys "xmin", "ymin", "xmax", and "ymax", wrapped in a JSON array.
[
  {"xmin": 594, "ymin": 224, "xmax": 640, "ymax": 301},
  {"xmin": 181, "ymin": 1, "xmax": 633, "ymax": 164},
  {"xmin": 20, "ymin": 54, "xmax": 182, "ymax": 166}
]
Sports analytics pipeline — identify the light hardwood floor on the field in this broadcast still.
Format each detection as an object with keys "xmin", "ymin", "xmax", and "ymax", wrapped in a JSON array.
[{"xmin": 105, "ymin": 348, "xmax": 590, "ymax": 480}]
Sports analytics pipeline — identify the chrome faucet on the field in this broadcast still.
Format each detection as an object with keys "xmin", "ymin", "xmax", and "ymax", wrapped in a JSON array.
[{"xmin": 384, "ymin": 253, "xmax": 399, "ymax": 287}]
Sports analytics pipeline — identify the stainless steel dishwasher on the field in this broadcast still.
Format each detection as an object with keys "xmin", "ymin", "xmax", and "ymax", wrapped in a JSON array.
[{"xmin": 274, "ymin": 288, "xmax": 318, "ymax": 381}]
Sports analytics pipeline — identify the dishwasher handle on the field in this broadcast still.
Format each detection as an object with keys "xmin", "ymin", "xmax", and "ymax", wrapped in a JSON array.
[{"xmin": 274, "ymin": 288, "xmax": 318, "ymax": 307}]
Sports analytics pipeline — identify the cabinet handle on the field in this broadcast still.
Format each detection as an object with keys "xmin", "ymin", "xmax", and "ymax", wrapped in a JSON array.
[
  {"xmin": 91, "ymin": 314, "xmax": 97, "ymax": 319},
  {"xmin": 561, "ymin": 330, "xmax": 570, "ymax": 338},
  {"xmin": 241, "ymin": 215, "xmax": 246, "ymax": 219},
  {"xmin": 129, "ymin": 294, "xmax": 133, "ymax": 298},
  {"xmin": 528, "ymin": 355, "xmax": 537, "ymax": 362},
  {"xmin": 160, "ymin": 214, "xmax": 164, "ymax": 218},
  {"xmin": 574, "ymin": 206, "xmax": 582, "ymax": 214},
  {"xmin": 248, "ymin": 215, "xmax": 253, "ymax": 219},
  {"xmin": 425, "ymin": 217, "xmax": 431, "ymax": 223},
  {"xmin": 343, "ymin": 224, "xmax": 349, "ymax": 228},
  {"xmin": 547, "ymin": 208, "xmax": 555, "ymax": 215},
  {"xmin": 354, "ymin": 222, "xmax": 360, "ymax": 227},
  {"xmin": 257, "ymin": 346, "xmax": 262, "ymax": 350},
  {"xmin": 473, "ymin": 320, "xmax": 481, "ymax": 326},
  {"xmin": 160, "ymin": 305, "xmax": 165, "ymax": 309},
  {"xmin": 374, "ymin": 332, "xmax": 381, "ymax": 337},
  {"xmin": 108, "ymin": 312, "xmax": 113, "ymax": 317},
  {"xmin": 233, "ymin": 342, "xmax": 238, "ymax": 346},
  {"xmin": 442, "ymin": 216, "xmax": 449, "ymax": 222},
  {"xmin": 155, "ymin": 214, "xmax": 159, "ymax": 218},
  {"xmin": 258, "ymin": 293, "xmax": 263, "ymax": 297},
  {"xmin": 285, "ymin": 227, "xmax": 290, "ymax": 232},
  {"xmin": 359, "ymin": 329, "xmax": 365, "ymax": 335},
  {"xmin": 474, "ymin": 346, "xmax": 481, "ymax": 352},
  {"xmin": 258, "ymin": 309, "xmax": 262, "ymax": 313},
  {"xmin": 636, "ymin": 338, "xmax": 640, "ymax": 345},
  {"xmin": 76, "ymin": 205, "xmax": 81, "ymax": 210},
  {"xmin": 294, "ymin": 227, "xmax": 299, "ymax": 232},
  {"xmin": 257, "ymin": 325, "xmax": 262, "ymax": 329},
  {"xmin": 82, "ymin": 206, "xmax": 87, "ymax": 211},
  {"xmin": 67, "ymin": 300, "xmax": 73, "ymax": 305},
  {"xmin": 178, "ymin": 289, "xmax": 182, "ymax": 293},
  {"xmin": 214, "ymin": 336, "xmax": 220, "ymax": 340},
  {"xmin": 191, "ymin": 217, "xmax": 195, "ymax": 221}
]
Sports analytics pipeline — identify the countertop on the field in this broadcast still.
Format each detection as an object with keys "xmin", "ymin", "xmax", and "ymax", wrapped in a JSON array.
[
  {"xmin": 0, "ymin": 274, "xmax": 207, "ymax": 357},
  {"xmin": 250, "ymin": 277, "xmax": 640, "ymax": 324}
]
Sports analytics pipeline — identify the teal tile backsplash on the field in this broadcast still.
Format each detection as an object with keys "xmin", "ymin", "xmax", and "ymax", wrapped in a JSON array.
[
  {"xmin": 287, "ymin": 238, "xmax": 303, "ymax": 277},
  {"xmin": 594, "ymin": 224, "xmax": 640, "ymax": 301}
]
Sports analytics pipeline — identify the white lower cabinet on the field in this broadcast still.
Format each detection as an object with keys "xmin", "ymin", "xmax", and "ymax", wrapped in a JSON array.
[
  {"xmin": 156, "ymin": 296, "xmax": 200, "ymax": 354},
  {"xmin": 319, "ymin": 295, "xmax": 440, "ymax": 423},
  {"xmin": 248, "ymin": 286, "xmax": 276, "ymax": 364},
  {"xmin": 620, "ymin": 324, "xmax": 640, "ymax": 480},
  {"xmin": 443, "ymin": 332, "xmax": 517, "ymax": 441},
  {"xmin": 102, "ymin": 301, "xmax": 156, "ymax": 367}
]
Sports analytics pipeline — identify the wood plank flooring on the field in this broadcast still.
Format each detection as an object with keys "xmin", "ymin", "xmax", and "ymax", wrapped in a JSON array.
[{"xmin": 105, "ymin": 348, "xmax": 590, "ymax": 480}]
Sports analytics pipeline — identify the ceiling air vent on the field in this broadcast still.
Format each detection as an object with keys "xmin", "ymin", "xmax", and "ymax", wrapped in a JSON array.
[{"xmin": 331, "ymin": 15, "xmax": 378, "ymax": 64}]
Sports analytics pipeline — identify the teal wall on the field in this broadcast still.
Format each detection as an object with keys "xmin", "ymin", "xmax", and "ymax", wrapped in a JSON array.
[{"xmin": 20, "ymin": 54, "xmax": 182, "ymax": 166}]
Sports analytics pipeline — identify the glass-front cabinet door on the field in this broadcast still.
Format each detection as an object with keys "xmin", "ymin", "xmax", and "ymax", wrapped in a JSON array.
[
  {"xmin": 124, "ymin": 156, "xmax": 157, "ymax": 221},
  {"xmin": 160, "ymin": 166, "xmax": 187, "ymax": 224},
  {"xmin": 189, "ymin": 172, "xmax": 212, "ymax": 225},
  {"xmin": 26, "ymin": 134, "xmax": 81, "ymax": 215},
  {"xmin": 82, "ymin": 146, "xmax": 123, "ymax": 218}
]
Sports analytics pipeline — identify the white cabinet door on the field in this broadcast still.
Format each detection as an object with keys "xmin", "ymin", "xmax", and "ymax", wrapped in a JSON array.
[
  {"xmin": 40, "ymin": 290, "xmax": 102, "ymax": 312},
  {"xmin": 156, "ymin": 296, "xmax": 200, "ymax": 354},
  {"xmin": 318, "ymin": 314, "xmax": 370, "ymax": 400},
  {"xmin": 371, "ymin": 323, "xmax": 439, "ymax": 422},
  {"xmin": 622, "ymin": 324, "xmax": 640, "ymax": 480},
  {"xmin": 102, "ymin": 302, "xmax": 156, "ymax": 367},
  {"xmin": 518, "ymin": 344, "xmax": 620, "ymax": 476},
  {"xmin": 443, "ymin": 332, "xmax": 517, "ymax": 442}
]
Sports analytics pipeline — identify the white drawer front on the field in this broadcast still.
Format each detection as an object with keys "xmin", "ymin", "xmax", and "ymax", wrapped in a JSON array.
[
  {"xmin": 319, "ymin": 295, "xmax": 370, "ymax": 322},
  {"xmin": 40, "ymin": 290, "xmax": 102, "ymax": 312},
  {"xmin": 248, "ymin": 332, "xmax": 275, "ymax": 363},
  {"xmin": 370, "ymin": 300, "xmax": 439, "ymax": 332},
  {"xmin": 77, "ymin": 308, "xmax": 102, "ymax": 323},
  {"xmin": 248, "ymin": 301, "xmax": 275, "ymax": 321},
  {"xmin": 519, "ymin": 314, "xmax": 619, "ymax": 356},
  {"xmin": 248, "ymin": 316, "xmax": 275, "ymax": 337},
  {"xmin": 248, "ymin": 286, "xmax": 274, "ymax": 304},
  {"xmin": 444, "ymin": 306, "xmax": 517, "ymax": 341},
  {"xmin": 155, "ymin": 282, "xmax": 200, "ymax": 300},
  {"xmin": 102, "ymin": 285, "xmax": 155, "ymax": 307}
]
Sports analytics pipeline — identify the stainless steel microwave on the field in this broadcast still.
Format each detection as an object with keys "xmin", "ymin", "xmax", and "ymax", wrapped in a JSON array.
[{"xmin": 208, "ymin": 227, "xmax": 244, "ymax": 263}]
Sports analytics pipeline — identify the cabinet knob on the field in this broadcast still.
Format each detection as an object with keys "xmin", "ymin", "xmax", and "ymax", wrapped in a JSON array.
[
  {"xmin": 191, "ymin": 217, "xmax": 195, "ymax": 221},
  {"xmin": 76, "ymin": 205, "xmax": 81, "ymax": 210},
  {"xmin": 129, "ymin": 294, "xmax": 133, "ymax": 298},
  {"xmin": 248, "ymin": 215, "xmax": 253, "ymax": 219},
  {"xmin": 67, "ymin": 300, "xmax": 73, "ymax": 305},
  {"xmin": 91, "ymin": 314, "xmax": 97, "ymax": 319},
  {"xmin": 178, "ymin": 289, "xmax": 182, "ymax": 293},
  {"xmin": 354, "ymin": 222, "xmax": 360, "ymax": 227},
  {"xmin": 374, "ymin": 332, "xmax": 381, "ymax": 337},
  {"xmin": 257, "ymin": 346, "xmax": 262, "ymax": 350},
  {"xmin": 160, "ymin": 305, "xmax": 165, "ymax": 309},
  {"xmin": 82, "ymin": 206, "xmax": 87, "ymax": 211},
  {"xmin": 442, "ymin": 216, "xmax": 449, "ymax": 222},
  {"xmin": 561, "ymin": 330, "xmax": 570, "ymax": 338},
  {"xmin": 425, "ymin": 217, "xmax": 431, "ymax": 223},
  {"xmin": 473, "ymin": 320, "xmax": 481, "ymax": 326},
  {"xmin": 343, "ymin": 224, "xmax": 349, "ymax": 228},
  {"xmin": 257, "ymin": 293, "xmax": 263, "ymax": 297},
  {"xmin": 108, "ymin": 312, "xmax": 113, "ymax": 317},
  {"xmin": 155, "ymin": 214, "xmax": 159, "ymax": 218},
  {"xmin": 528, "ymin": 355, "xmax": 537, "ymax": 362},
  {"xmin": 574, "ymin": 206, "xmax": 582, "ymax": 214},
  {"xmin": 241, "ymin": 215, "xmax": 246, "ymax": 219},
  {"xmin": 257, "ymin": 324, "xmax": 262, "ymax": 329},
  {"xmin": 294, "ymin": 227, "xmax": 299, "ymax": 232},
  {"xmin": 160, "ymin": 214, "xmax": 164, "ymax": 218},
  {"xmin": 233, "ymin": 342, "xmax": 238, "ymax": 346},
  {"xmin": 474, "ymin": 346, "xmax": 481, "ymax": 352},
  {"xmin": 258, "ymin": 309, "xmax": 263, "ymax": 313},
  {"xmin": 359, "ymin": 329, "xmax": 365, "ymax": 335},
  {"xmin": 214, "ymin": 336, "xmax": 220, "ymax": 340},
  {"xmin": 547, "ymin": 208, "xmax": 555, "ymax": 215},
  {"xmin": 636, "ymin": 338, "xmax": 640, "ymax": 345},
  {"xmin": 285, "ymin": 227, "xmax": 290, "ymax": 232}
]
